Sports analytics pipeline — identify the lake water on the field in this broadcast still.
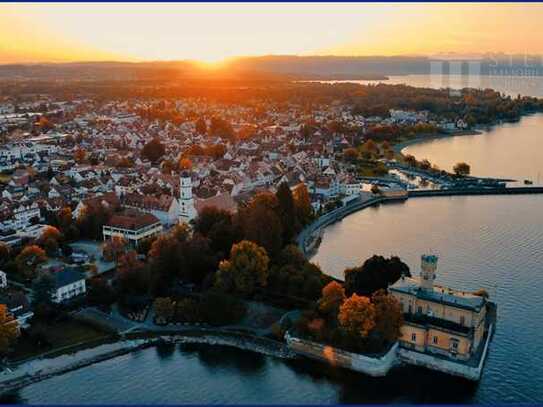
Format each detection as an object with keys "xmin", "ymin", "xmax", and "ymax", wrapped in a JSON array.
[
  {"xmin": 5, "ymin": 75, "xmax": 543, "ymax": 404},
  {"xmin": 403, "ymin": 114, "xmax": 543, "ymax": 182},
  {"xmin": 328, "ymin": 74, "xmax": 543, "ymax": 98}
]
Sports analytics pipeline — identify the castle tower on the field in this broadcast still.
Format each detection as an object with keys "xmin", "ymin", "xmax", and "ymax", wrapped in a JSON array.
[
  {"xmin": 420, "ymin": 254, "xmax": 438, "ymax": 291},
  {"xmin": 179, "ymin": 171, "xmax": 196, "ymax": 224}
]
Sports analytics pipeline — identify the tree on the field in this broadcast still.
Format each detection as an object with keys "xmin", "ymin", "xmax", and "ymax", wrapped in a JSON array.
[
  {"xmin": 16, "ymin": 245, "xmax": 47, "ymax": 280},
  {"xmin": 344, "ymin": 255, "xmax": 410, "ymax": 296},
  {"xmin": 117, "ymin": 254, "xmax": 149, "ymax": 299},
  {"xmin": 338, "ymin": 294, "xmax": 376, "ymax": 339},
  {"xmin": 57, "ymin": 207, "xmax": 73, "ymax": 232},
  {"xmin": 180, "ymin": 233, "xmax": 218, "ymax": 284},
  {"xmin": 276, "ymin": 182, "xmax": 299, "ymax": 243},
  {"xmin": 404, "ymin": 154, "xmax": 417, "ymax": 167},
  {"xmin": 36, "ymin": 116, "xmax": 54, "ymax": 132},
  {"xmin": 200, "ymin": 290, "xmax": 246, "ymax": 326},
  {"xmin": 195, "ymin": 117, "xmax": 207, "ymax": 135},
  {"xmin": 87, "ymin": 278, "xmax": 116, "ymax": 307},
  {"xmin": 371, "ymin": 290, "xmax": 403, "ymax": 346},
  {"xmin": 419, "ymin": 159, "xmax": 432, "ymax": 170},
  {"xmin": 0, "ymin": 304, "xmax": 18, "ymax": 354},
  {"xmin": 215, "ymin": 240, "xmax": 269, "ymax": 296},
  {"xmin": 102, "ymin": 236, "xmax": 128, "ymax": 262},
  {"xmin": 319, "ymin": 281, "xmax": 346, "ymax": 316},
  {"xmin": 0, "ymin": 242, "xmax": 10, "ymax": 265},
  {"xmin": 209, "ymin": 117, "xmax": 234, "ymax": 140},
  {"xmin": 38, "ymin": 226, "xmax": 63, "ymax": 256},
  {"xmin": 77, "ymin": 202, "xmax": 114, "ymax": 240},
  {"xmin": 453, "ymin": 162, "xmax": 471, "ymax": 176},
  {"xmin": 178, "ymin": 157, "xmax": 193, "ymax": 171},
  {"xmin": 240, "ymin": 193, "xmax": 283, "ymax": 258},
  {"xmin": 343, "ymin": 148, "xmax": 359, "ymax": 163},
  {"xmin": 141, "ymin": 138, "xmax": 166, "ymax": 162},
  {"xmin": 117, "ymin": 250, "xmax": 144, "ymax": 275},
  {"xmin": 154, "ymin": 297, "xmax": 175, "ymax": 322},
  {"xmin": 370, "ymin": 184, "xmax": 381, "ymax": 194},
  {"xmin": 74, "ymin": 148, "xmax": 86, "ymax": 163},
  {"xmin": 161, "ymin": 159, "xmax": 176, "ymax": 174},
  {"xmin": 32, "ymin": 272, "xmax": 55, "ymax": 306},
  {"xmin": 293, "ymin": 184, "xmax": 313, "ymax": 226},
  {"xmin": 361, "ymin": 139, "xmax": 378, "ymax": 154}
]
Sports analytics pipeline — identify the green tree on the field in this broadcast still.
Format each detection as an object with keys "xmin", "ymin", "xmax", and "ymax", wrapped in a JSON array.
[
  {"xmin": 194, "ymin": 206, "xmax": 239, "ymax": 257},
  {"xmin": 240, "ymin": 193, "xmax": 283, "ymax": 258},
  {"xmin": 0, "ymin": 242, "xmax": 10, "ymax": 265},
  {"xmin": 344, "ymin": 255, "xmax": 410, "ymax": 296},
  {"xmin": 32, "ymin": 272, "xmax": 55, "ymax": 306},
  {"xmin": 215, "ymin": 240, "xmax": 269, "ymax": 296},
  {"xmin": 87, "ymin": 278, "xmax": 116, "ymax": 307},
  {"xmin": 275, "ymin": 182, "xmax": 299, "ymax": 243},
  {"xmin": 293, "ymin": 184, "xmax": 313, "ymax": 226},
  {"xmin": 154, "ymin": 297, "xmax": 176, "ymax": 322},
  {"xmin": 141, "ymin": 137, "xmax": 166, "ymax": 162}
]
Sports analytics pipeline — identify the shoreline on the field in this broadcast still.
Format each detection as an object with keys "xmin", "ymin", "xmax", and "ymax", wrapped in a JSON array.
[
  {"xmin": 0, "ymin": 330, "xmax": 295, "ymax": 394},
  {"xmin": 392, "ymin": 129, "xmax": 483, "ymax": 155},
  {"xmin": 392, "ymin": 112, "xmax": 543, "ymax": 156}
]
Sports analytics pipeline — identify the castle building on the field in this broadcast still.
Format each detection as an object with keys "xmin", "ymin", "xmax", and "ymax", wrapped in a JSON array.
[
  {"xmin": 178, "ymin": 171, "xmax": 197, "ymax": 224},
  {"xmin": 390, "ymin": 255, "xmax": 493, "ymax": 364}
]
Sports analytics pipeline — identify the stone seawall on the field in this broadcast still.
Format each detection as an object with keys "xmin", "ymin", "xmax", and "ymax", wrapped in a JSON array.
[
  {"xmin": 160, "ymin": 332, "xmax": 296, "ymax": 360},
  {"xmin": 285, "ymin": 333, "xmax": 399, "ymax": 377},
  {"xmin": 0, "ymin": 331, "xmax": 296, "ymax": 394}
]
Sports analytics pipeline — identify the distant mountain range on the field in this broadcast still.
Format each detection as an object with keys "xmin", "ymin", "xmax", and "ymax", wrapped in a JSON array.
[{"xmin": 1, "ymin": 55, "xmax": 542, "ymax": 81}]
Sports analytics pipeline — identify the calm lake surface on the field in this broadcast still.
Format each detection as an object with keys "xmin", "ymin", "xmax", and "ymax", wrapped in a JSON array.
[
  {"xmin": 5, "ymin": 75, "xmax": 543, "ymax": 404},
  {"xmin": 329, "ymin": 74, "xmax": 543, "ymax": 98}
]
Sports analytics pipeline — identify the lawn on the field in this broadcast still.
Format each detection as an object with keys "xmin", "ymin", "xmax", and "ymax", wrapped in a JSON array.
[{"xmin": 9, "ymin": 318, "xmax": 113, "ymax": 362}]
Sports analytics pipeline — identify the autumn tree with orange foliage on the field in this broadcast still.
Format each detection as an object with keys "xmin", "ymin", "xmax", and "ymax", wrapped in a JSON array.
[
  {"xmin": 0, "ymin": 304, "xmax": 18, "ymax": 354},
  {"xmin": 178, "ymin": 157, "xmax": 193, "ymax": 171},
  {"xmin": 102, "ymin": 236, "xmax": 128, "ymax": 262},
  {"xmin": 338, "ymin": 294, "xmax": 376, "ymax": 339},
  {"xmin": 16, "ymin": 245, "xmax": 47, "ymax": 279},
  {"xmin": 74, "ymin": 148, "xmax": 87, "ymax": 163},
  {"xmin": 215, "ymin": 240, "xmax": 269, "ymax": 296},
  {"xmin": 38, "ymin": 225, "xmax": 63, "ymax": 256},
  {"xmin": 319, "ymin": 281, "xmax": 345, "ymax": 316}
]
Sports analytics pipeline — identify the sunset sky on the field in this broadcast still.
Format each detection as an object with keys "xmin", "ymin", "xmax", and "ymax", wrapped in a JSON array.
[{"xmin": 1, "ymin": 2, "xmax": 542, "ymax": 64}]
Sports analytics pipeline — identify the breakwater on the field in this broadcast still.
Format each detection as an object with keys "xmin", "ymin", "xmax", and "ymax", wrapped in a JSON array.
[{"xmin": 409, "ymin": 186, "xmax": 543, "ymax": 197}]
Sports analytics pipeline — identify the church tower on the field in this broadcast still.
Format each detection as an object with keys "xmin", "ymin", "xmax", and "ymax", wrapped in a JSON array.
[
  {"xmin": 420, "ymin": 254, "xmax": 438, "ymax": 291},
  {"xmin": 179, "ymin": 170, "xmax": 196, "ymax": 224}
]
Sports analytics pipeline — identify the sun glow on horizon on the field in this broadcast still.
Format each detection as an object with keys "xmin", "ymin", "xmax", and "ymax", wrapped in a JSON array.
[{"xmin": 1, "ymin": 3, "xmax": 543, "ymax": 64}]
